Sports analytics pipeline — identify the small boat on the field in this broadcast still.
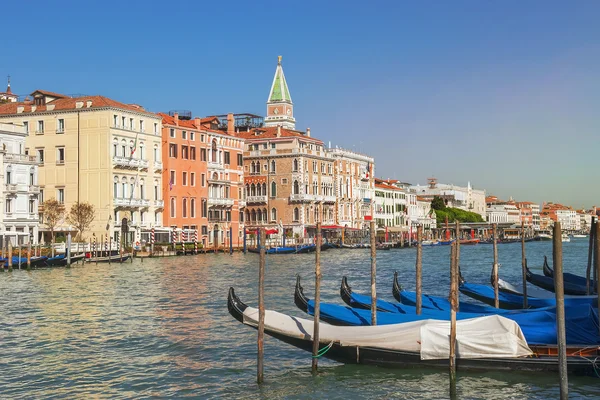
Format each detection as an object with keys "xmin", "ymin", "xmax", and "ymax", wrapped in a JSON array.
[
  {"xmin": 295, "ymin": 244, "xmax": 316, "ymax": 254},
  {"xmin": 421, "ymin": 240, "xmax": 440, "ymax": 246},
  {"xmin": 537, "ymin": 233, "xmax": 552, "ymax": 241},
  {"xmin": 87, "ymin": 253, "xmax": 131, "ymax": 263},
  {"xmin": 228, "ymin": 287, "xmax": 600, "ymax": 376},
  {"xmin": 572, "ymin": 234, "xmax": 587, "ymax": 239},
  {"xmin": 526, "ymin": 262, "xmax": 589, "ymax": 295},
  {"xmin": 542, "ymin": 256, "xmax": 596, "ymax": 289},
  {"xmin": 375, "ymin": 243, "xmax": 391, "ymax": 251},
  {"xmin": 561, "ymin": 234, "xmax": 571, "ymax": 243},
  {"xmin": 438, "ymin": 239, "xmax": 454, "ymax": 245},
  {"xmin": 4, "ymin": 256, "xmax": 48, "ymax": 267},
  {"xmin": 45, "ymin": 253, "xmax": 86, "ymax": 266},
  {"xmin": 459, "ymin": 239, "xmax": 480, "ymax": 245}
]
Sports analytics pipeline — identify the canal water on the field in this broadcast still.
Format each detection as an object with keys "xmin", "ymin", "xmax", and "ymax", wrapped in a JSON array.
[{"xmin": 1, "ymin": 239, "xmax": 599, "ymax": 399}]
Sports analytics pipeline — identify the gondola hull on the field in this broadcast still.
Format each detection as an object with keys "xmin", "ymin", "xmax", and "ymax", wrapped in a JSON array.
[{"xmin": 228, "ymin": 287, "xmax": 600, "ymax": 376}]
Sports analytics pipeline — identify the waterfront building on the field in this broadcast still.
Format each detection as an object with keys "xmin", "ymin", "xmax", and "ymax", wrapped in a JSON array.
[
  {"xmin": 411, "ymin": 178, "xmax": 486, "ymax": 219},
  {"xmin": 327, "ymin": 147, "xmax": 374, "ymax": 229},
  {"xmin": 0, "ymin": 77, "xmax": 18, "ymax": 103},
  {"xmin": 238, "ymin": 58, "xmax": 337, "ymax": 238},
  {"xmin": 0, "ymin": 122, "xmax": 40, "ymax": 245},
  {"xmin": 578, "ymin": 211, "xmax": 592, "ymax": 232},
  {"xmin": 0, "ymin": 90, "xmax": 164, "ymax": 243},
  {"xmin": 514, "ymin": 201, "xmax": 534, "ymax": 228},
  {"xmin": 373, "ymin": 178, "xmax": 406, "ymax": 240},
  {"xmin": 486, "ymin": 205, "xmax": 509, "ymax": 224},
  {"xmin": 160, "ymin": 111, "xmax": 245, "ymax": 248},
  {"xmin": 415, "ymin": 196, "xmax": 436, "ymax": 230},
  {"xmin": 541, "ymin": 202, "xmax": 578, "ymax": 231}
]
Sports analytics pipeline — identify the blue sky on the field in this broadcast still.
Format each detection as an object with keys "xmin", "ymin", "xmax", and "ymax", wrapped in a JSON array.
[{"xmin": 2, "ymin": 1, "xmax": 599, "ymax": 208}]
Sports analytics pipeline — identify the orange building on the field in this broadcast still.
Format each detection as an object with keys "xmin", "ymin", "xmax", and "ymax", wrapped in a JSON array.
[{"xmin": 160, "ymin": 112, "xmax": 245, "ymax": 249}]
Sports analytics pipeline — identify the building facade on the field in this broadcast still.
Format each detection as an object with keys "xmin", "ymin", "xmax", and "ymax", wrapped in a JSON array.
[
  {"xmin": 0, "ymin": 122, "xmax": 40, "ymax": 245},
  {"xmin": 0, "ymin": 90, "xmax": 164, "ymax": 243},
  {"xmin": 160, "ymin": 112, "xmax": 245, "ymax": 248},
  {"xmin": 327, "ymin": 147, "xmax": 374, "ymax": 229},
  {"xmin": 411, "ymin": 178, "xmax": 486, "ymax": 219}
]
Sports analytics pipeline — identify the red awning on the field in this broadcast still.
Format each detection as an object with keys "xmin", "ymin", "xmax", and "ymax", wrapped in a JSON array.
[{"xmin": 321, "ymin": 225, "xmax": 344, "ymax": 230}]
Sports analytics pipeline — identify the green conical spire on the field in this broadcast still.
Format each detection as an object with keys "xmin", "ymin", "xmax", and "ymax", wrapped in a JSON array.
[{"xmin": 268, "ymin": 56, "xmax": 292, "ymax": 103}]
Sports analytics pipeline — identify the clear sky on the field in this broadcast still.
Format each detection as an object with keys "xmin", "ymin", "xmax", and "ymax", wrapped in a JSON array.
[{"xmin": 2, "ymin": 1, "xmax": 599, "ymax": 209}]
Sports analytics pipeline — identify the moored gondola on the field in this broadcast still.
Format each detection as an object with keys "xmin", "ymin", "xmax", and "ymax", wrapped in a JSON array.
[
  {"xmin": 295, "ymin": 244, "xmax": 316, "ymax": 253},
  {"xmin": 86, "ymin": 253, "xmax": 131, "ymax": 263},
  {"xmin": 526, "ymin": 264, "xmax": 589, "ymax": 295},
  {"xmin": 228, "ymin": 287, "xmax": 600, "ymax": 376},
  {"xmin": 542, "ymin": 256, "xmax": 596, "ymax": 289}
]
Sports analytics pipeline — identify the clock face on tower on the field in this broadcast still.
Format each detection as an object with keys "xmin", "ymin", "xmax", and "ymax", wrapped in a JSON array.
[
  {"xmin": 286, "ymin": 109, "xmax": 291, "ymax": 115},
  {"xmin": 273, "ymin": 108, "xmax": 279, "ymax": 115}
]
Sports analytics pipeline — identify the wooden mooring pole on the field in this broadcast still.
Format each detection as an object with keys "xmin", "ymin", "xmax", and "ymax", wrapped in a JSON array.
[
  {"xmin": 66, "ymin": 233, "xmax": 72, "ymax": 267},
  {"xmin": 415, "ymin": 225, "xmax": 423, "ymax": 315},
  {"xmin": 492, "ymin": 223, "xmax": 499, "ymax": 308},
  {"xmin": 455, "ymin": 221, "xmax": 460, "ymax": 313},
  {"xmin": 449, "ymin": 241, "xmax": 458, "ymax": 393},
  {"xmin": 586, "ymin": 217, "xmax": 596, "ymax": 295},
  {"xmin": 257, "ymin": 227, "xmax": 266, "ymax": 384},
  {"xmin": 370, "ymin": 220, "xmax": 377, "ymax": 326},
  {"xmin": 552, "ymin": 222, "xmax": 568, "ymax": 399},
  {"xmin": 27, "ymin": 241, "xmax": 31, "ymax": 270},
  {"xmin": 312, "ymin": 222, "xmax": 322, "ymax": 373},
  {"xmin": 18, "ymin": 245, "xmax": 22, "ymax": 269},
  {"xmin": 8, "ymin": 241, "xmax": 13, "ymax": 271},
  {"xmin": 521, "ymin": 220, "xmax": 528, "ymax": 308},
  {"xmin": 595, "ymin": 221, "xmax": 600, "ymax": 335}
]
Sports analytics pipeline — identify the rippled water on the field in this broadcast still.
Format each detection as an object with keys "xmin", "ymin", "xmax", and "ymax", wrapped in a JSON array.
[{"xmin": 1, "ymin": 239, "xmax": 599, "ymax": 399}]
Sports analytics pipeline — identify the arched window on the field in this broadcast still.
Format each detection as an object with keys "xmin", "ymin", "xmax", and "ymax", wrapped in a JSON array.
[
  {"xmin": 251, "ymin": 161, "xmax": 255, "ymax": 174},
  {"xmin": 121, "ymin": 140, "xmax": 127, "ymax": 157},
  {"xmin": 211, "ymin": 139, "xmax": 217, "ymax": 162},
  {"xmin": 255, "ymin": 183, "xmax": 260, "ymax": 196},
  {"xmin": 113, "ymin": 176, "xmax": 119, "ymax": 198},
  {"xmin": 122, "ymin": 177, "xmax": 128, "ymax": 198},
  {"xmin": 191, "ymin": 198, "xmax": 196, "ymax": 218},
  {"xmin": 262, "ymin": 183, "xmax": 266, "ymax": 195},
  {"xmin": 153, "ymin": 144, "xmax": 158, "ymax": 162},
  {"xmin": 251, "ymin": 209, "xmax": 257, "ymax": 222},
  {"xmin": 246, "ymin": 184, "xmax": 250, "ymax": 197},
  {"xmin": 293, "ymin": 180, "xmax": 299, "ymax": 195},
  {"xmin": 270, "ymin": 181, "xmax": 276, "ymax": 197},
  {"xmin": 270, "ymin": 160, "xmax": 276, "ymax": 173},
  {"xmin": 271, "ymin": 208, "xmax": 277, "ymax": 221},
  {"xmin": 139, "ymin": 179, "xmax": 145, "ymax": 199},
  {"xmin": 113, "ymin": 139, "xmax": 118, "ymax": 157},
  {"xmin": 170, "ymin": 197, "xmax": 176, "ymax": 218},
  {"xmin": 130, "ymin": 177, "xmax": 136, "ymax": 198},
  {"xmin": 294, "ymin": 207, "xmax": 299, "ymax": 222},
  {"xmin": 182, "ymin": 198, "xmax": 188, "ymax": 218},
  {"xmin": 314, "ymin": 207, "xmax": 319, "ymax": 223},
  {"xmin": 245, "ymin": 210, "xmax": 250, "ymax": 222},
  {"xmin": 313, "ymin": 182, "xmax": 318, "ymax": 195},
  {"xmin": 293, "ymin": 158, "xmax": 298, "ymax": 172},
  {"xmin": 139, "ymin": 142, "xmax": 145, "ymax": 160},
  {"xmin": 129, "ymin": 140, "xmax": 135, "ymax": 157},
  {"xmin": 262, "ymin": 208, "xmax": 267, "ymax": 222}
]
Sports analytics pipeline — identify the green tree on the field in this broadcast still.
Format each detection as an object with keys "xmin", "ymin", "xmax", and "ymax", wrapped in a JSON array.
[{"xmin": 431, "ymin": 196, "xmax": 446, "ymax": 210}]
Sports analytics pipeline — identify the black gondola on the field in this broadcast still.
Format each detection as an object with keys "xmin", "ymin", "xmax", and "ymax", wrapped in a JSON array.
[
  {"xmin": 542, "ymin": 256, "xmax": 596, "ymax": 289},
  {"xmin": 526, "ymin": 263, "xmax": 589, "ymax": 295},
  {"xmin": 340, "ymin": 276, "xmax": 395, "ymax": 312},
  {"xmin": 228, "ymin": 287, "xmax": 600, "ymax": 376}
]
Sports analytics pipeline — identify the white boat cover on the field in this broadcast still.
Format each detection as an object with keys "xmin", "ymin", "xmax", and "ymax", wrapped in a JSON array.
[
  {"xmin": 242, "ymin": 306, "xmax": 532, "ymax": 360},
  {"xmin": 497, "ymin": 278, "xmax": 585, "ymax": 299}
]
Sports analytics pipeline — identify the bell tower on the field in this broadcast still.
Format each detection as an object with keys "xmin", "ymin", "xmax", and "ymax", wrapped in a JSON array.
[{"xmin": 265, "ymin": 56, "xmax": 295, "ymax": 130}]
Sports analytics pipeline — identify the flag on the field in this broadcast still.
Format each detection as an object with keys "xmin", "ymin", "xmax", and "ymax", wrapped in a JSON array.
[
  {"xmin": 365, "ymin": 162, "xmax": 370, "ymax": 178},
  {"xmin": 130, "ymin": 134, "xmax": 138, "ymax": 157}
]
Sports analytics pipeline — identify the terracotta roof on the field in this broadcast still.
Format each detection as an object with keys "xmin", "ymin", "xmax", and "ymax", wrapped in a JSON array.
[
  {"xmin": 31, "ymin": 89, "xmax": 67, "ymax": 99},
  {"xmin": 158, "ymin": 112, "xmax": 238, "ymax": 137},
  {"xmin": 237, "ymin": 126, "xmax": 323, "ymax": 144},
  {"xmin": 201, "ymin": 116, "xmax": 220, "ymax": 124},
  {"xmin": 0, "ymin": 92, "xmax": 158, "ymax": 117},
  {"xmin": 375, "ymin": 182, "xmax": 401, "ymax": 191}
]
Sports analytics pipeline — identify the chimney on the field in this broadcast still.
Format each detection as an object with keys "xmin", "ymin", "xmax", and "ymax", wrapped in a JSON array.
[
  {"xmin": 227, "ymin": 113, "xmax": 234, "ymax": 135},
  {"xmin": 277, "ymin": 125, "xmax": 281, "ymax": 137},
  {"xmin": 174, "ymin": 112, "xmax": 179, "ymax": 126},
  {"xmin": 193, "ymin": 117, "xmax": 201, "ymax": 129},
  {"xmin": 306, "ymin": 127, "xmax": 311, "ymax": 137}
]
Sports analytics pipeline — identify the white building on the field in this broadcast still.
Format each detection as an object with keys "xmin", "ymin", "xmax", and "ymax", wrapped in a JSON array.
[
  {"xmin": 556, "ymin": 209, "xmax": 578, "ymax": 231},
  {"xmin": 415, "ymin": 196, "xmax": 436, "ymax": 230},
  {"xmin": 531, "ymin": 203, "xmax": 541, "ymax": 231},
  {"xmin": 487, "ymin": 205, "xmax": 509, "ymax": 224},
  {"xmin": 328, "ymin": 147, "xmax": 375, "ymax": 230},
  {"xmin": 579, "ymin": 212, "xmax": 592, "ymax": 232},
  {"xmin": 0, "ymin": 122, "xmax": 40, "ymax": 245},
  {"xmin": 0, "ymin": 78, "xmax": 18, "ymax": 103},
  {"xmin": 374, "ymin": 179, "xmax": 407, "ymax": 238},
  {"xmin": 411, "ymin": 178, "xmax": 486, "ymax": 219}
]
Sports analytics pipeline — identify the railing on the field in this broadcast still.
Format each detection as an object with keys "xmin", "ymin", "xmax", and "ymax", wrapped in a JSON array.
[
  {"xmin": 208, "ymin": 161, "xmax": 224, "ymax": 170},
  {"xmin": 114, "ymin": 198, "xmax": 151, "ymax": 207},
  {"xmin": 207, "ymin": 198, "xmax": 234, "ymax": 207},
  {"xmin": 5, "ymin": 184, "xmax": 17, "ymax": 192},
  {"xmin": 208, "ymin": 217, "xmax": 231, "ymax": 223},
  {"xmin": 154, "ymin": 161, "xmax": 163, "ymax": 172},
  {"xmin": 238, "ymin": 200, "xmax": 246, "ymax": 208},
  {"xmin": 246, "ymin": 195, "xmax": 267, "ymax": 204},
  {"xmin": 290, "ymin": 193, "xmax": 319, "ymax": 202},
  {"xmin": 323, "ymin": 195, "xmax": 336, "ymax": 203},
  {"xmin": 112, "ymin": 156, "xmax": 149, "ymax": 169},
  {"xmin": 154, "ymin": 200, "xmax": 164, "ymax": 207},
  {"xmin": 29, "ymin": 185, "xmax": 40, "ymax": 193},
  {"xmin": 4, "ymin": 153, "xmax": 38, "ymax": 163}
]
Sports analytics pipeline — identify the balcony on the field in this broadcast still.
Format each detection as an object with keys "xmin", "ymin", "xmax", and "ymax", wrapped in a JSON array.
[
  {"xmin": 112, "ymin": 156, "xmax": 149, "ymax": 169},
  {"xmin": 246, "ymin": 195, "xmax": 267, "ymax": 204},
  {"xmin": 5, "ymin": 184, "xmax": 17, "ymax": 193},
  {"xmin": 208, "ymin": 217, "xmax": 231, "ymax": 223},
  {"xmin": 290, "ymin": 193, "xmax": 318, "ymax": 202},
  {"xmin": 154, "ymin": 161, "xmax": 163, "ymax": 172},
  {"xmin": 323, "ymin": 195, "xmax": 337, "ymax": 203},
  {"xmin": 207, "ymin": 198, "xmax": 234, "ymax": 207},
  {"xmin": 114, "ymin": 197, "xmax": 151, "ymax": 208},
  {"xmin": 4, "ymin": 153, "xmax": 38, "ymax": 164},
  {"xmin": 238, "ymin": 200, "xmax": 246, "ymax": 208},
  {"xmin": 154, "ymin": 200, "xmax": 164, "ymax": 208},
  {"xmin": 208, "ymin": 161, "xmax": 224, "ymax": 170}
]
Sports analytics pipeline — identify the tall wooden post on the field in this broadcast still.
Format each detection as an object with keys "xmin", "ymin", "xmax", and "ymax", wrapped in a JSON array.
[
  {"xmin": 312, "ymin": 222, "xmax": 322, "ymax": 373},
  {"xmin": 8, "ymin": 241, "xmax": 13, "ymax": 271},
  {"xmin": 66, "ymin": 233, "xmax": 72, "ymax": 267},
  {"xmin": 108, "ymin": 235, "xmax": 112, "ymax": 265},
  {"xmin": 257, "ymin": 228, "xmax": 266, "ymax": 384},
  {"xmin": 18, "ymin": 245, "xmax": 22, "ymax": 269},
  {"xmin": 492, "ymin": 223, "xmax": 499, "ymax": 308},
  {"xmin": 586, "ymin": 217, "xmax": 596, "ymax": 295},
  {"xmin": 455, "ymin": 221, "xmax": 460, "ymax": 312},
  {"xmin": 27, "ymin": 241, "xmax": 31, "ymax": 270},
  {"xmin": 370, "ymin": 220, "xmax": 377, "ymax": 326},
  {"xmin": 552, "ymin": 222, "xmax": 568, "ymax": 399},
  {"xmin": 415, "ymin": 225, "xmax": 423, "ymax": 315},
  {"xmin": 595, "ymin": 221, "xmax": 600, "ymax": 335},
  {"xmin": 449, "ymin": 242, "xmax": 458, "ymax": 390},
  {"xmin": 521, "ymin": 220, "xmax": 528, "ymax": 308}
]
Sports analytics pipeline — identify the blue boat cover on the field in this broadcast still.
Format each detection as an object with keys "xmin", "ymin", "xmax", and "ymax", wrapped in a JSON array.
[{"xmin": 306, "ymin": 298, "xmax": 600, "ymax": 345}]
